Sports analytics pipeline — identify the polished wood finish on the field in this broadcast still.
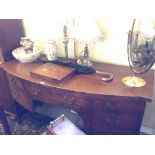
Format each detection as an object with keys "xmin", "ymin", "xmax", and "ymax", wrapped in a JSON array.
[
  {"xmin": 1, "ymin": 59, "xmax": 154, "ymax": 134},
  {"xmin": 0, "ymin": 19, "xmax": 25, "ymax": 63}
]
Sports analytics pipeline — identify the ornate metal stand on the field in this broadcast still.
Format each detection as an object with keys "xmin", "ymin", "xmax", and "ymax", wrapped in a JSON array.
[
  {"xmin": 122, "ymin": 19, "xmax": 155, "ymax": 87},
  {"xmin": 63, "ymin": 25, "xmax": 69, "ymax": 60}
]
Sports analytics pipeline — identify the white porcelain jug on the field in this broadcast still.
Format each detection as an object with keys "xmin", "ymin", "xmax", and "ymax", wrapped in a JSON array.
[{"xmin": 44, "ymin": 40, "xmax": 57, "ymax": 61}]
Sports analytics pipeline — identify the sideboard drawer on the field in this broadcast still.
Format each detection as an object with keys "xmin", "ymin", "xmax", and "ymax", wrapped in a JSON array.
[
  {"xmin": 89, "ymin": 96, "xmax": 139, "ymax": 113},
  {"xmin": 6, "ymin": 73, "xmax": 32, "ymax": 110},
  {"xmin": 24, "ymin": 81, "xmax": 87, "ymax": 110},
  {"xmin": 49, "ymin": 89, "xmax": 87, "ymax": 111},
  {"xmin": 7, "ymin": 73, "xmax": 23, "ymax": 92},
  {"xmin": 91, "ymin": 111, "xmax": 137, "ymax": 134}
]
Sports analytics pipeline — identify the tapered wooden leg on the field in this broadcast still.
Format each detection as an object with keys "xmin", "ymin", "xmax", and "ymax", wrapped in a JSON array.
[
  {"xmin": 13, "ymin": 101, "xmax": 22, "ymax": 124},
  {"xmin": 0, "ymin": 105, "xmax": 12, "ymax": 135}
]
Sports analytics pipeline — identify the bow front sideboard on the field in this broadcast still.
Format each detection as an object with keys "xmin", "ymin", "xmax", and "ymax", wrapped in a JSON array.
[{"xmin": 0, "ymin": 59, "xmax": 154, "ymax": 134}]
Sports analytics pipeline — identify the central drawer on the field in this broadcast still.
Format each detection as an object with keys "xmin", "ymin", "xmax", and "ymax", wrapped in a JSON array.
[{"xmin": 24, "ymin": 81, "xmax": 87, "ymax": 110}]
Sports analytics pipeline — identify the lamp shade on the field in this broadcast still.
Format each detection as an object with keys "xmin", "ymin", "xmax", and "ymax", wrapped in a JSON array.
[{"xmin": 71, "ymin": 19, "xmax": 101, "ymax": 43}]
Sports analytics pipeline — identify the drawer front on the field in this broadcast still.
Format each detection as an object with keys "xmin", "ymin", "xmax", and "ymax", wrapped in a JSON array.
[
  {"xmin": 91, "ymin": 111, "xmax": 137, "ymax": 133},
  {"xmin": 7, "ymin": 73, "xmax": 23, "ymax": 92},
  {"xmin": 24, "ymin": 81, "xmax": 87, "ymax": 110},
  {"xmin": 6, "ymin": 73, "xmax": 32, "ymax": 110},
  {"xmin": 89, "ymin": 96, "xmax": 138, "ymax": 113},
  {"xmin": 24, "ymin": 81, "xmax": 43, "ymax": 100}
]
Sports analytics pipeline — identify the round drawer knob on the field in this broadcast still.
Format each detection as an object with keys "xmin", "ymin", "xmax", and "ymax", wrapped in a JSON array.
[
  {"xmin": 31, "ymin": 87, "xmax": 40, "ymax": 96},
  {"xmin": 64, "ymin": 95, "xmax": 75, "ymax": 105}
]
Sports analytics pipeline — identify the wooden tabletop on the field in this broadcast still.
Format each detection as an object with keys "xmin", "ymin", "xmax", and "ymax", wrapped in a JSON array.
[{"xmin": 1, "ymin": 59, "xmax": 154, "ymax": 101}]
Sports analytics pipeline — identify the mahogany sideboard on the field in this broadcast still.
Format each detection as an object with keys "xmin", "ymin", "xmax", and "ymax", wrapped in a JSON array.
[{"xmin": 0, "ymin": 59, "xmax": 154, "ymax": 134}]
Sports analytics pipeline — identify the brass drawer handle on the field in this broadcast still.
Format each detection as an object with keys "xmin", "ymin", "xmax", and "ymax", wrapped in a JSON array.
[
  {"xmin": 64, "ymin": 95, "xmax": 75, "ymax": 105},
  {"xmin": 105, "ymin": 101, "xmax": 114, "ymax": 109},
  {"xmin": 31, "ymin": 87, "xmax": 40, "ymax": 96},
  {"xmin": 14, "ymin": 91, "xmax": 21, "ymax": 98},
  {"xmin": 104, "ymin": 118, "xmax": 118, "ymax": 128},
  {"xmin": 10, "ymin": 78, "xmax": 17, "ymax": 85},
  {"xmin": 116, "ymin": 103, "xmax": 121, "ymax": 110},
  {"xmin": 50, "ymin": 88, "xmax": 62, "ymax": 94},
  {"xmin": 105, "ymin": 102, "xmax": 121, "ymax": 111}
]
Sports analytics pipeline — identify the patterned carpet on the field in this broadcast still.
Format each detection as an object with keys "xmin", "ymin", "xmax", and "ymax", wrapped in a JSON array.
[
  {"xmin": 0, "ymin": 101, "xmax": 84, "ymax": 135},
  {"xmin": 0, "ymin": 110, "xmax": 52, "ymax": 135}
]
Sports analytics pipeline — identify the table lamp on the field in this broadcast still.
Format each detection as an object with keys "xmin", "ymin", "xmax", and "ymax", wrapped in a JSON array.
[{"xmin": 71, "ymin": 19, "xmax": 101, "ymax": 66}]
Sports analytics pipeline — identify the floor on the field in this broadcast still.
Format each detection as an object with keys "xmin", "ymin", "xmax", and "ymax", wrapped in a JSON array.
[
  {"xmin": 0, "ymin": 110, "xmax": 51, "ymax": 135},
  {"xmin": 0, "ymin": 102, "xmax": 149, "ymax": 135},
  {"xmin": 0, "ymin": 102, "xmax": 84, "ymax": 135}
]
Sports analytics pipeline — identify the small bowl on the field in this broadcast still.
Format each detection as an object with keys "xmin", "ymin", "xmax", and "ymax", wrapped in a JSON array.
[{"xmin": 12, "ymin": 47, "xmax": 42, "ymax": 63}]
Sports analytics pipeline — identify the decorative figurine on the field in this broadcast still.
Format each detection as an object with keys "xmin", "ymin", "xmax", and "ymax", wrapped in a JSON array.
[
  {"xmin": 77, "ymin": 44, "xmax": 92, "ymax": 67},
  {"xmin": 20, "ymin": 37, "xmax": 34, "ymax": 54}
]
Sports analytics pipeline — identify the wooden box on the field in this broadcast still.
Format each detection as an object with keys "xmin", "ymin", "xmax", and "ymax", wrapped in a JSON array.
[
  {"xmin": 45, "ymin": 114, "xmax": 85, "ymax": 135},
  {"xmin": 30, "ymin": 63, "xmax": 75, "ymax": 82}
]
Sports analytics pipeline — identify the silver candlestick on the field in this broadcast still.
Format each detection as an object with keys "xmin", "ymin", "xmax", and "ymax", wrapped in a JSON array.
[{"xmin": 63, "ymin": 25, "xmax": 69, "ymax": 59}]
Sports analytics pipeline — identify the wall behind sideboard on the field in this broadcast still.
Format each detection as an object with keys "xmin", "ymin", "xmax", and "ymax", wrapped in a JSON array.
[{"xmin": 23, "ymin": 19, "xmax": 131, "ymax": 66}]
